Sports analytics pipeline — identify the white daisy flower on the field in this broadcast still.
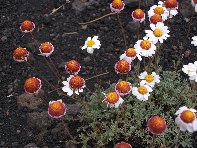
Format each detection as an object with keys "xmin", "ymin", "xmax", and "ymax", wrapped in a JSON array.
[
  {"xmin": 102, "ymin": 92, "xmax": 124, "ymax": 108},
  {"xmin": 81, "ymin": 36, "xmax": 101, "ymax": 54},
  {"xmin": 139, "ymin": 71, "xmax": 160, "ymax": 88},
  {"xmin": 134, "ymin": 37, "xmax": 157, "ymax": 57},
  {"xmin": 62, "ymin": 75, "xmax": 85, "ymax": 96},
  {"xmin": 145, "ymin": 22, "xmax": 170, "ymax": 44},
  {"xmin": 191, "ymin": 0, "xmax": 197, "ymax": 12},
  {"xmin": 132, "ymin": 81, "xmax": 153, "ymax": 101},
  {"xmin": 120, "ymin": 48, "xmax": 142, "ymax": 63},
  {"xmin": 175, "ymin": 106, "xmax": 197, "ymax": 133},
  {"xmin": 191, "ymin": 36, "xmax": 197, "ymax": 46},
  {"xmin": 182, "ymin": 61, "xmax": 197, "ymax": 82},
  {"xmin": 148, "ymin": 2, "xmax": 169, "ymax": 21}
]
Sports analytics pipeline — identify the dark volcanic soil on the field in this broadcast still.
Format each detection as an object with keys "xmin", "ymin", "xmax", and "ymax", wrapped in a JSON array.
[{"xmin": 0, "ymin": 0, "xmax": 197, "ymax": 147}]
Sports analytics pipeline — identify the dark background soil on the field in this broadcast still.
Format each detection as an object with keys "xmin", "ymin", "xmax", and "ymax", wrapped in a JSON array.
[{"xmin": 0, "ymin": 0, "xmax": 197, "ymax": 147}]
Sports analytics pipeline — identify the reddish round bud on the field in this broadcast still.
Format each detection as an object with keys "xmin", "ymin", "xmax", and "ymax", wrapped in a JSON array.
[
  {"xmin": 149, "ymin": 14, "xmax": 162, "ymax": 24},
  {"xmin": 24, "ymin": 77, "xmax": 41, "ymax": 94},
  {"xmin": 48, "ymin": 100, "xmax": 66, "ymax": 118},
  {"xmin": 39, "ymin": 42, "xmax": 54, "ymax": 57},
  {"xmin": 65, "ymin": 60, "xmax": 81, "ymax": 75},
  {"xmin": 20, "ymin": 20, "xmax": 35, "ymax": 33},
  {"xmin": 193, "ymin": 0, "xmax": 197, "ymax": 4},
  {"xmin": 115, "ymin": 60, "xmax": 131, "ymax": 74},
  {"xmin": 115, "ymin": 81, "xmax": 132, "ymax": 96},
  {"xmin": 112, "ymin": 0, "xmax": 124, "ymax": 10},
  {"xmin": 132, "ymin": 9, "xmax": 145, "ymax": 19},
  {"xmin": 114, "ymin": 142, "xmax": 132, "ymax": 148},
  {"xmin": 13, "ymin": 47, "xmax": 29, "ymax": 62},
  {"xmin": 147, "ymin": 116, "xmax": 167, "ymax": 135},
  {"xmin": 69, "ymin": 75, "xmax": 85, "ymax": 89},
  {"xmin": 164, "ymin": 0, "xmax": 178, "ymax": 9}
]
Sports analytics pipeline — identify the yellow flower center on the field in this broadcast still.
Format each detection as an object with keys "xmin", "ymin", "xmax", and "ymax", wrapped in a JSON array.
[
  {"xmin": 106, "ymin": 92, "xmax": 119, "ymax": 104},
  {"xmin": 153, "ymin": 29, "xmax": 163, "ymax": 37},
  {"xmin": 87, "ymin": 40, "xmax": 95, "ymax": 47},
  {"xmin": 145, "ymin": 74, "xmax": 154, "ymax": 83},
  {"xmin": 125, "ymin": 48, "xmax": 137, "ymax": 57},
  {"xmin": 140, "ymin": 40, "xmax": 151, "ymax": 50},
  {"xmin": 154, "ymin": 6, "xmax": 164, "ymax": 15},
  {"xmin": 138, "ymin": 86, "xmax": 148, "ymax": 94},
  {"xmin": 180, "ymin": 110, "xmax": 195, "ymax": 123}
]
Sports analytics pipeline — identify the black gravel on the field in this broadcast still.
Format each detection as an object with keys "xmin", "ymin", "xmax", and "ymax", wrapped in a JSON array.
[{"xmin": 0, "ymin": 0, "xmax": 197, "ymax": 147}]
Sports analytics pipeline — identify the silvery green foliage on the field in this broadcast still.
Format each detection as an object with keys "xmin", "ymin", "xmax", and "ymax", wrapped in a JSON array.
[{"xmin": 77, "ymin": 71, "xmax": 197, "ymax": 147}]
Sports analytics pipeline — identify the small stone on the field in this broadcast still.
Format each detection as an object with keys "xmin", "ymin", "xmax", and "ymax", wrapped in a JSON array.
[
  {"xmin": 67, "ymin": 104, "xmax": 80, "ymax": 115},
  {"xmin": 100, "ymin": 26, "xmax": 109, "ymax": 32},
  {"xmin": 58, "ymin": 62, "xmax": 65, "ymax": 69},
  {"xmin": 50, "ymin": 34, "xmax": 55, "ymax": 37},
  {"xmin": 184, "ymin": 18, "xmax": 190, "ymax": 23},
  {"xmin": 43, "ymin": 14, "xmax": 51, "ymax": 25},
  {"xmin": 126, "ymin": 21, "xmax": 138, "ymax": 33},
  {"xmin": 17, "ymin": 91, "xmax": 44, "ymax": 111},
  {"xmin": 72, "ymin": 0, "xmax": 100, "ymax": 14},
  {"xmin": 12, "ymin": 142, "xmax": 18, "ymax": 147},
  {"xmin": 65, "ymin": 140, "xmax": 77, "ymax": 148},
  {"xmin": 26, "ymin": 130, "xmax": 34, "ymax": 137},
  {"xmin": 8, "ymin": 84, "xmax": 13, "ymax": 94},
  {"xmin": 83, "ymin": 56, "xmax": 91, "ymax": 63},
  {"xmin": 16, "ymin": 129, "xmax": 21, "ymax": 134},
  {"xmin": 125, "ymin": 0, "xmax": 154, "ymax": 8},
  {"xmin": 180, "ymin": 1, "xmax": 194, "ymax": 18},
  {"xmin": 1, "ymin": 36, "xmax": 7, "ymax": 43},
  {"xmin": 27, "ymin": 111, "xmax": 53, "ymax": 131},
  {"xmin": 124, "ymin": 0, "xmax": 139, "ymax": 7},
  {"xmin": 23, "ymin": 143, "xmax": 38, "ymax": 148},
  {"xmin": 0, "ymin": 141, "xmax": 5, "ymax": 146}
]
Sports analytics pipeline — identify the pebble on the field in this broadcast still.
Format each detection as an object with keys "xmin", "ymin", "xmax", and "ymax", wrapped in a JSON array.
[
  {"xmin": 23, "ymin": 143, "xmax": 38, "ymax": 148},
  {"xmin": 1, "ymin": 36, "xmax": 7, "ymax": 43},
  {"xmin": 12, "ymin": 142, "xmax": 18, "ymax": 147},
  {"xmin": 83, "ymin": 56, "xmax": 91, "ymax": 63},
  {"xmin": 43, "ymin": 14, "xmax": 51, "ymax": 25},
  {"xmin": 16, "ymin": 129, "xmax": 21, "ymax": 134},
  {"xmin": 126, "ymin": 21, "xmax": 138, "ymax": 33},
  {"xmin": 0, "ymin": 141, "xmax": 5, "ymax": 146}
]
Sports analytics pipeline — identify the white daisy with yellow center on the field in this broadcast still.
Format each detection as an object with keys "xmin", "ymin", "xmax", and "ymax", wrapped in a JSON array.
[
  {"xmin": 134, "ymin": 37, "xmax": 156, "ymax": 57},
  {"xmin": 191, "ymin": 36, "xmax": 197, "ymax": 46},
  {"xmin": 132, "ymin": 81, "xmax": 153, "ymax": 101},
  {"xmin": 102, "ymin": 92, "xmax": 124, "ymax": 108},
  {"xmin": 148, "ymin": 3, "xmax": 169, "ymax": 21},
  {"xmin": 182, "ymin": 61, "xmax": 197, "ymax": 82},
  {"xmin": 81, "ymin": 36, "xmax": 101, "ymax": 54},
  {"xmin": 175, "ymin": 106, "xmax": 197, "ymax": 133},
  {"xmin": 120, "ymin": 48, "xmax": 142, "ymax": 63},
  {"xmin": 145, "ymin": 22, "xmax": 170, "ymax": 44},
  {"xmin": 159, "ymin": 1, "xmax": 178, "ymax": 18},
  {"xmin": 139, "ymin": 71, "xmax": 160, "ymax": 87}
]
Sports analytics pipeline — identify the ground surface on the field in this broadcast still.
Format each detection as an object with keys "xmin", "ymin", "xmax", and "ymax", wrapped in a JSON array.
[{"xmin": 0, "ymin": 0, "xmax": 197, "ymax": 147}]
